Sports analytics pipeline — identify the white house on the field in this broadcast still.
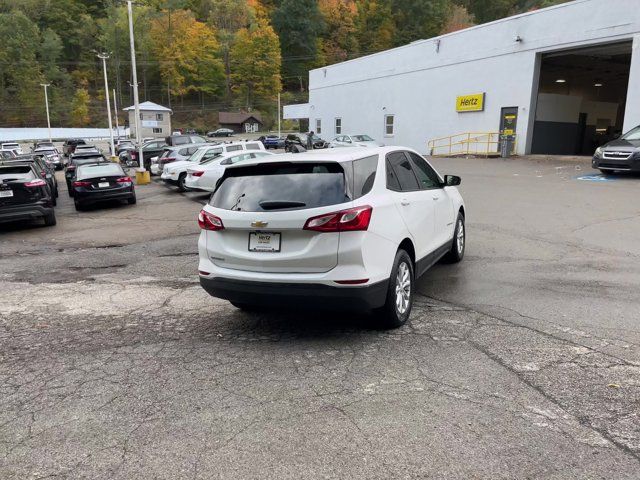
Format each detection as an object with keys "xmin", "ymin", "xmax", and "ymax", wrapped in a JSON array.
[
  {"xmin": 285, "ymin": 0, "xmax": 640, "ymax": 155},
  {"xmin": 124, "ymin": 101, "xmax": 173, "ymax": 139}
]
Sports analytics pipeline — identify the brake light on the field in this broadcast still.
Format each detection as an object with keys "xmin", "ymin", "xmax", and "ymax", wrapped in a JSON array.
[
  {"xmin": 303, "ymin": 205, "xmax": 372, "ymax": 232},
  {"xmin": 191, "ymin": 170, "xmax": 205, "ymax": 177},
  {"xmin": 67, "ymin": 165, "xmax": 76, "ymax": 171},
  {"xmin": 116, "ymin": 177, "xmax": 132, "ymax": 184},
  {"xmin": 25, "ymin": 179, "xmax": 47, "ymax": 187},
  {"xmin": 161, "ymin": 157, "xmax": 176, "ymax": 164},
  {"xmin": 40, "ymin": 171, "xmax": 47, "ymax": 177},
  {"xmin": 198, "ymin": 210, "xmax": 224, "ymax": 231},
  {"xmin": 73, "ymin": 181, "xmax": 91, "ymax": 187},
  {"xmin": 130, "ymin": 152, "xmax": 137, "ymax": 159}
]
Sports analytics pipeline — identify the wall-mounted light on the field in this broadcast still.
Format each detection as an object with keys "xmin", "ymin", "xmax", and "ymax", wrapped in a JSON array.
[
  {"xmin": 555, "ymin": 79, "xmax": 567, "ymax": 83},
  {"xmin": 594, "ymin": 82, "xmax": 603, "ymax": 87},
  {"xmin": 514, "ymin": 35, "xmax": 523, "ymax": 43}
]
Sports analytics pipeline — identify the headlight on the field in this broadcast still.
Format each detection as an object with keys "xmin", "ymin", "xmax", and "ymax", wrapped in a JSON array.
[{"xmin": 595, "ymin": 147, "xmax": 604, "ymax": 157}]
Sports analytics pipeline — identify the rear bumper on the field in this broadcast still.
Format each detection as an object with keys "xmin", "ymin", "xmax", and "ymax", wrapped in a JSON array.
[
  {"xmin": 74, "ymin": 189, "xmax": 134, "ymax": 204},
  {"xmin": 0, "ymin": 204, "xmax": 53, "ymax": 223},
  {"xmin": 199, "ymin": 276, "xmax": 388, "ymax": 310}
]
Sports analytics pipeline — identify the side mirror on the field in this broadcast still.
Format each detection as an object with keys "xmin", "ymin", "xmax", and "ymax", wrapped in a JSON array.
[{"xmin": 444, "ymin": 175, "xmax": 461, "ymax": 186}]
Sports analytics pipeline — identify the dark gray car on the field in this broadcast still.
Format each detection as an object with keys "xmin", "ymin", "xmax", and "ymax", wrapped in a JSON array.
[{"xmin": 592, "ymin": 125, "xmax": 640, "ymax": 173}]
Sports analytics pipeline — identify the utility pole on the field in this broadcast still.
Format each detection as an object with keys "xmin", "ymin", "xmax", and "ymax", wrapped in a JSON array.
[
  {"xmin": 127, "ymin": 0, "xmax": 145, "ymax": 172},
  {"xmin": 40, "ymin": 83, "xmax": 51, "ymax": 142},
  {"xmin": 97, "ymin": 52, "xmax": 115, "ymax": 157},
  {"xmin": 277, "ymin": 92, "xmax": 281, "ymax": 138},
  {"xmin": 112, "ymin": 89, "xmax": 120, "ymax": 139}
]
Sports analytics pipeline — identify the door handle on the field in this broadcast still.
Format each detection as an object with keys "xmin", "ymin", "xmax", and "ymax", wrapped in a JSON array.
[
  {"xmin": 432, "ymin": 196, "xmax": 439, "ymax": 201},
  {"xmin": 400, "ymin": 199, "xmax": 410, "ymax": 206}
]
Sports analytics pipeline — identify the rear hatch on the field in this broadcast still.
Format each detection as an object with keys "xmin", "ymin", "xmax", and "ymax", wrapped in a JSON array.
[
  {"xmin": 75, "ymin": 164, "xmax": 129, "ymax": 193},
  {"xmin": 0, "ymin": 166, "xmax": 44, "ymax": 207},
  {"xmin": 204, "ymin": 161, "xmax": 351, "ymax": 273}
]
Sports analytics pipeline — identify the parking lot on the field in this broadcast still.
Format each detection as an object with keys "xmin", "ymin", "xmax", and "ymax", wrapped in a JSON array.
[{"xmin": 1, "ymin": 155, "xmax": 639, "ymax": 478}]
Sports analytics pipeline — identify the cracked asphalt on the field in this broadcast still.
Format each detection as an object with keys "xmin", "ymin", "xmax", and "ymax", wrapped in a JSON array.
[{"xmin": 1, "ymin": 157, "xmax": 639, "ymax": 479}]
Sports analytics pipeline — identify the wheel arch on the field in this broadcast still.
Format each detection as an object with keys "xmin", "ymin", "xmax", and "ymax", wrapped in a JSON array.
[{"xmin": 398, "ymin": 238, "xmax": 416, "ymax": 267}]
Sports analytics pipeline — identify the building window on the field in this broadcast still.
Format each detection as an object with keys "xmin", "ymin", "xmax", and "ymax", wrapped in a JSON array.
[
  {"xmin": 384, "ymin": 115, "xmax": 394, "ymax": 136},
  {"xmin": 153, "ymin": 127, "xmax": 163, "ymax": 134},
  {"xmin": 335, "ymin": 117, "xmax": 342, "ymax": 134},
  {"xmin": 156, "ymin": 113, "xmax": 164, "ymax": 121},
  {"xmin": 315, "ymin": 118, "xmax": 322, "ymax": 134}
]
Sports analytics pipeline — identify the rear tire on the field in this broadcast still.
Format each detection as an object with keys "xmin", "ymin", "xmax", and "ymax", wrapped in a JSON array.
[
  {"xmin": 375, "ymin": 249, "xmax": 414, "ymax": 329},
  {"xmin": 443, "ymin": 212, "xmax": 465, "ymax": 263},
  {"xmin": 127, "ymin": 194, "xmax": 137, "ymax": 205},
  {"xmin": 43, "ymin": 211, "xmax": 56, "ymax": 226},
  {"xmin": 177, "ymin": 173, "xmax": 187, "ymax": 192}
]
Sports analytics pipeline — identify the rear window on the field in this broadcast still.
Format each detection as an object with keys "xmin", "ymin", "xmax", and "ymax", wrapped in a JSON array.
[
  {"xmin": 173, "ymin": 137, "xmax": 189, "ymax": 145},
  {"xmin": 77, "ymin": 164, "xmax": 124, "ymax": 179},
  {"xmin": 210, "ymin": 162, "xmax": 349, "ymax": 212},
  {"xmin": 226, "ymin": 145, "xmax": 243, "ymax": 152},
  {"xmin": 348, "ymin": 155, "xmax": 378, "ymax": 199},
  {"xmin": 0, "ymin": 165, "xmax": 35, "ymax": 181},
  {"xmin": 245, "ymin": 143, "xmax": 260, "ymax": 150}
]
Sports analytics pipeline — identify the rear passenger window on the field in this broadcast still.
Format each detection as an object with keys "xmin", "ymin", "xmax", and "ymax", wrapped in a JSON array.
[
  {"xmin": 352, "ymin": 155, "xmax": 378, "ymax": 198},
  {"xmin": 178, "ymin": 149, "xmax": 189, "ymax": 156},
  {"xmin": 387, "ymin": 152, "xmax": 419, "ymax": 191},
  {"xmin": 407, "ymin": 152, "xmax": 441, "ymax": 190},
  {"xmin": 386, "ymin": 160, "xmax": 401, "ymax": 191},
  {"xmin": 226, "ymin": 145, "xmax": 242, "ymax": 152}
]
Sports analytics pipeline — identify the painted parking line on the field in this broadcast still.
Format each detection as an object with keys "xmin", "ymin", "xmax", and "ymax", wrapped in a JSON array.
[{"xmin": 575, "ymin": 174, "xmax": 617, "ymax": 182}]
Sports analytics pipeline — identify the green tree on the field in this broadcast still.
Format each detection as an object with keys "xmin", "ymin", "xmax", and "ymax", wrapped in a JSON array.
[
  {"xmin": 391, "ymin": 0, "xmax": 450, "ymax": 45},
  {"xmin": 272, "ymin": 0, "xmax": 324, "ymax": 91},
  {"xmin": 71, "ymin": 87, "xmax": 91, "ymax": 126},
  {"xmin": 230, "ymin": 19, "xmax": 281, "ymax": 109},
  {"xmin": 354, "ymin": 0, "xmax": 395, "ymax": 55}
]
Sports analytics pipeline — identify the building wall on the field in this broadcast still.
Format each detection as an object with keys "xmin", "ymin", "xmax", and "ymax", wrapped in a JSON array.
[
  {"xmin": 127, "ymin": 110, "xmax": 172, "ymax": 139},
  {"xmin": 307, "ymin": 0, "xmax": 640, "ymax": 155}
]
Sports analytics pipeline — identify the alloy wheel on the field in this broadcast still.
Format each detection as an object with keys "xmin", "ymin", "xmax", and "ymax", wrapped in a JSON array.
[{"xmin": 395, "ymin": 262, "xmax": 411, "ymax": 314}]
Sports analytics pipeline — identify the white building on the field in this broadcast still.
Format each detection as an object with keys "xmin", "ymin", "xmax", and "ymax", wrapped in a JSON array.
[
  {"xmin": 123, "ymin": 101, "xmax": 173, "ymax": 139},
  {"xmin": 285, "ymin": 0, "xmax": 640, "ymax": 155}
]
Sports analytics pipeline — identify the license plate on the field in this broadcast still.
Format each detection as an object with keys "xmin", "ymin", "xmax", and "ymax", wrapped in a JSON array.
[
  {"xmin": 98, "ymin": 182, "xmax": 110, "ymax": 188},
  {"xmin": 248, "ymin": 232, "xmax": 281, "ymax": 252},
  {"xmin": 0, "ymin": 189, "xmax": 13, "ymax": 198}
]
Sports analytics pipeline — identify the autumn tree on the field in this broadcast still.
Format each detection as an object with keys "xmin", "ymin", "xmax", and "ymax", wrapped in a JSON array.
[
  {"xmin": 230, "ymin": 19, "xmax": 281, "ymax": 109},
  {"xmin": 441, "ymin": 4, "xmax": 475, "ymax": 34},
  {"xmin": 319, "ymin": 0, "xmax": 359, "ymax": 65},
  {"xmin": 71, "ymin": 87, "xmax": 91, "ymax": 126},
  {"xmin": 354, "ymin": 0, "xmax": 395, "ymax": 55}
]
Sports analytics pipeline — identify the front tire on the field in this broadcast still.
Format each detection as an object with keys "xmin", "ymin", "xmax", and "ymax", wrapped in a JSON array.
[
  {"xmin": 444, "ymin": 212, "xmax": 465, "ymax": 263},
  {"xmin": 376, "ymin": 249, "xmax": 414, "ymax": 329}
]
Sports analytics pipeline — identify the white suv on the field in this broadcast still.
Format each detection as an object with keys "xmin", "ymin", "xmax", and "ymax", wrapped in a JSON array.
[{"xmin": 197, "ymin": 147, "xmax": 466, "ymax": 328}]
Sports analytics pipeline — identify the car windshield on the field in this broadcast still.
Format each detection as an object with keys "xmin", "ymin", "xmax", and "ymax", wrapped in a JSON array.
[
  {"xmin": 210, "ymin": 162, "xmax": 349, "ymax": 212},
  {"xmin": 77, "ymin": 164, "xmax": 124, "ymax": 179},
  {"xmin": 187, "ymin": 148, "xmax": 211, "ymax": 163},
  {"xmin": 36, "ymin": 149, "xmax": 57, "ymax": 155},
  {"xmin": 352, "ymin": 135, "xmax": 374, "ymax": 142},
  {"xmin": 621, "ymin": 126, "xmax": 640, "ymax": 141}
]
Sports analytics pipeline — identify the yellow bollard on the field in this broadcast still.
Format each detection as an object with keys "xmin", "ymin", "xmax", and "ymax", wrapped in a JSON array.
[{"xmin": 135, "ymin": 170, "xmax": 151, "ymax": 185}]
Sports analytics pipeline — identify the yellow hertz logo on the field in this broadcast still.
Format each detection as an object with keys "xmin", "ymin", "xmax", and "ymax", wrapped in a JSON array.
[
  {"xmin": 456, "ymin": 93, "xmax": 485, "ymax": 112},
  {"xmin": 251, "ymin": 221, "xmax": 269, "ymax": 228}
]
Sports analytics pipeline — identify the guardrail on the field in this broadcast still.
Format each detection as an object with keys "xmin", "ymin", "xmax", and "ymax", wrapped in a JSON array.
[{"xmin": 428, "ymin": 132, "xmax": 517, "ymax": 157}]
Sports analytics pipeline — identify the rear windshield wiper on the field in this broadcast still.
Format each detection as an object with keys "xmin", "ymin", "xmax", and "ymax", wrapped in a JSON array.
[{"xmin": 259, "ymin": 200, "xmax": 307, "ymax": 210}]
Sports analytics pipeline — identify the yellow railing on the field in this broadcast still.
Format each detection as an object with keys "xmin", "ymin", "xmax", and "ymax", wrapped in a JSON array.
[{"xmin": 428, "ymin": 132, "xmax": 518, "ymax": 157}]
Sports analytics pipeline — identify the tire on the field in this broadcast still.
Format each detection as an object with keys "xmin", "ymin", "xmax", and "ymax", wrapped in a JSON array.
[
  {"xmin": 51, "ymin": 191, "xmax": 57, "ymax": 207},
  {"xmin": 177, "ymin": 173, "xmax": 187, "ymax": 192},
  {"xmin": 74, "ymin": 199, "xmax": 83, "ymax": 211},
  {"xmin": 443, "ymin": 212, "xmax": 465, "ymax": 263},
  {"xmin": 375, "ymin": 249, "xmax": 414, "ymax": 329},
  {"xmin": 43, "ymin": 211, "xmax": 56, "ymax": 226},
  {"xmin": 127, "ymin": 194, "xmax": 137, "ymax": 205},
  {"xmin": 599, "ymin": 169, "xmax": 615, "ymax": 175}
]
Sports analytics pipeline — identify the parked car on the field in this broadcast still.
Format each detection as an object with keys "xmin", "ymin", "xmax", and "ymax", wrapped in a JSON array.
[
  {"xmin": 207, "ymin": 128, "xmax": 234, "ymax": 138},
  {"xmin": 0, "ymin": 161, "xmax": 56, "ymax": 227},
  {"xmin": 65, "ymin": 152, "xmax": 108, "ymax": 195},
  {"xmin": 115, "ymin": 139, "xmax": 135, "ymax": 156},
  {"xmin": 164, "ymin": 134, "xmax": 208, "ymax": 146},
  {"xmin": 1, "ymin": 143, "xmax": 23, "ymax": 155},
  {"xmin": 71, "ymin": 162, "xmax": 136, "ymax": 211},
  {"xmin": 33, "ymin": 147, "xmax": 63, "ymax": 170},
  {"xmin": 197, "ymin": 147, "xmax": 465, "ymax": 328},
  {"xmin": 329, "ymin": 134, "xmax": 382, "ymax": 148},
  {"xmin": 185, "ymin": 150, "xmax": 274, "ymax": 192},
  {"xmin": 74, "ymin": 145, "xmax": 100, "ymax": 154},
  {"xmin": 33, "ymin": 141, "xmax": 55, "ymax": 151},
  {"xmin": 122, "ymin": 139, "xmax": 166, "ymax": 170},
  {"xmin": 593, "ymin": 124, "xmax": 640, "ymax": 173},
  {"xmin": 9, "ymin": 155, "xmax": 58, "ymax": 204},
  {"xmin": 284, "ymin": 133, "xmax": 328, "ymax": 152},
  {"xmin": 0, "ymin": 150, "xmax": 17, "ymax": 159},
  {"xmin": 62, "ymin": 138, "xmax": 87, "ymax": 157},
  {"xmin": 258, "ymin": 135, "xmax": 285, "ymax": 149},
  {"xmin": 156, "ymin": 144, "xmax": 210, "ymax": 175}
]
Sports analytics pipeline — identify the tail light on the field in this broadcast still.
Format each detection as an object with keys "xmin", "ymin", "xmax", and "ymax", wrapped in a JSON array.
[
  {"xmin": 25, "ymin": 179, "xmax": 47, "ymax": 188},
  {"xmin": 198, "ymin": 209, "xmax": 224, "ymax": 231},
  {"xmin": 67, "ymin": 165, "xmax": 76, "ymax": 171},
  {"xmin": 40, "ymin": 171, "xmax": 47, "ymax": 177},
  {"xmin": 191, "ymin": 170, "xmax": 205, "ymax": 177},
  {"xmin": 116, "ymin": 177, "xmax": 132, "ymax": 184},
  {"xmin": 130, "ymin": 152, "xmax": 137, "ymax": 159},
  {"xmin": 160, "ymin": 157, "xmax": 176, "ymax": 164},
  {"xmin": 73, "ymin": 181, "xmax": 91, "ymax": 187},
  {"xmin": 303, "ymin": 205, "xmax": 372, "ymax": 232}
]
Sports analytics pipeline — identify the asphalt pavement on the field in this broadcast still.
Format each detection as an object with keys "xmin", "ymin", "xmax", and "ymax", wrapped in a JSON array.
[{"xmin": 0, "ymin": 156, "xmax": 638, "ymax": 479}]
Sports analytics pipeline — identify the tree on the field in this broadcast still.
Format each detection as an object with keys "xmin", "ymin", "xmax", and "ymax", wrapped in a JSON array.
[
  {"xmin": 441, "ymin": 4, "xmax": 475, "ymax": 34},
  {"xmin": 230, "ymin": 19, "xmax": 281, "ymax": 109},
  {"xmin": 319, "ymin": 0, "xmax": 359, "ymax": 65},
  {"xmin": 391, "ymin": 0, "xmax": 450, "ymax": 46},
  {"xmin": 453, "ymin": 0, "xmax": 517, "ymax": 24},
  {"xmin": 354, "ymin": 0, "xmax": 395, "ymax": 55},
  {"xmin": 272, "ymin": 0, "xmax": 324, "ymax": 91},
  {"xmin": 71, "ymin": 87, "xmax": 91, "ymax": 126}
]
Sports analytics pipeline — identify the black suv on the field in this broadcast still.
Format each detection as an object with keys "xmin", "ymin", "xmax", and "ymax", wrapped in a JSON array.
[
  {"xmin": 62, "ymin": 138, "xmax": 87, "ymax": 157},
  {"xmin": 0, "ymin": 162, "xmax": 56, "ymax": 227},
  {"xmin": 284, "ymin": 133, "xmax": 328, "ymax": 152},
  {"xmin": 592, "ymin": 125, "xmax": 640, "ymax": 173}
]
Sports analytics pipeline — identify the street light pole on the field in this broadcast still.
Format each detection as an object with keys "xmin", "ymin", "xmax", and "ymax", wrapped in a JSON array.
[
  {"xmin": 277, "ymin": 92, "xmax": 281, "ymax": 138},
  {"xmin": 113, "ymin": 88, "xmax": 120, "ymax": 139},
  {"xmin": 127, "ymin": 0, "xmax": 145, "ymax": 171},
  {"xmin": 40, "ymin": 83, "xmax": 51, "ymax": 142},
  {"xmin": 97, "ymin": 52, "xmax": 115, "ymax": 157}
]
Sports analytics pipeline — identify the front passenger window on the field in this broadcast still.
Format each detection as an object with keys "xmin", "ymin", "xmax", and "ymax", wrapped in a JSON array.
[
  {"xmin": 408, "ymin": 152, "xmax": 442, "ymax": 189},
  {"xmin": 387, "ymin": 152, "xmax": 420, "ymax": 191}
]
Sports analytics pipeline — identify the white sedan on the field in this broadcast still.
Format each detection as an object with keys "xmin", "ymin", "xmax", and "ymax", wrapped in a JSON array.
[
  {"xmin": 185, "ymin": 150, "xmax": 274, "ymax": 192},
  {"xmin": 329, "ymin": 134, "xmax": 383, "ymax": 148}
]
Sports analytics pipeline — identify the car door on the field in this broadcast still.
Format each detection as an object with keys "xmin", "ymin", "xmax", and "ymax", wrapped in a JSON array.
[
  {"xmin": 406, "ymin": 151, "xmax": 455, "ymax": 248},
  {"xmin": 386, "ymin": 151, "xmax": 436, "ymax": 262}
]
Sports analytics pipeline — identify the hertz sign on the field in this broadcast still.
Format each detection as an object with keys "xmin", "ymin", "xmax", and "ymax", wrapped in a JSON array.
[{"xmin": 456, "ymin": 93, "xmax": 485, "ymax": 112}]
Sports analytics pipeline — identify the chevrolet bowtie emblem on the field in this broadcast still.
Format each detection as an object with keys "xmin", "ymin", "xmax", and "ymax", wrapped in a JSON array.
[{"xmin": 251, "ymin": 221, "xmax": 268, "ymax": 228}]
